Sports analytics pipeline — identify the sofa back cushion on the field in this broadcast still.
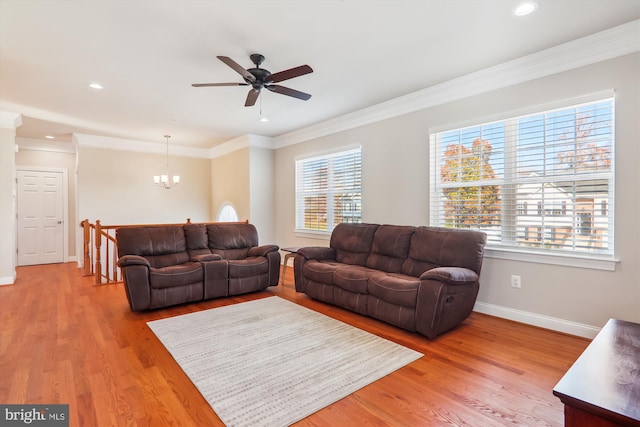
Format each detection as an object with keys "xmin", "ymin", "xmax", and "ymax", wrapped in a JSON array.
[
  {"xmin": 183, "ymin": 224, "xmax": 211, "ymax": 258},
  {"xmin": 206, "ymin": 223, "xmax": 259, "ymax": 260},
  {"xmin": 116, "ymin": 226, "xmax": 189, "ymax": 268},
  {"xmin": 366, "ymin": 225, "xmax": 415, "ymax": 273},
  {"xmin": 401, "ymin": 226, "xmax": 487, "ymax": 277},
  {"xmin": 330, "ymin": 223, "xmax": 378, "ymax": 266}
]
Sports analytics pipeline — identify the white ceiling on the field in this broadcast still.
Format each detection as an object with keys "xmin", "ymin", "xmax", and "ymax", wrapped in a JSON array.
[{"xmin": 1, "ymin": 0, "xmax": 639, "ymax": 149}]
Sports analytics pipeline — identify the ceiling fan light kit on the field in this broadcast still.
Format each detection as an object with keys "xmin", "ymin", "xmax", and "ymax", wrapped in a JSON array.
[{"xmin": 192, "ymin": 53, "xmax": 313, "ymax": 107}]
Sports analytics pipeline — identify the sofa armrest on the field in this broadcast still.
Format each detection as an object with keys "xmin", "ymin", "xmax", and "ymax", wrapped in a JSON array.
[
  {"xmin": 117, "ymin": 255, "xmax": 150, "ymax": 268},
  {"xmin": 191, "ymin": 253, "xmax": 223, "ymax": 262},
  {"xmin": 248, "ymin": 244, "xmax": 280, "ymax": 257},
  {"xmin": 420, "ymin": 267, "xmax": 479, "ymax": 285},
  {"xmin": 117, "ymin": 257, "xmax": 152, "ymax": 312},
  {"xmin": 297, "ymin": 246, "xmax": 336, "ymax": 261}
]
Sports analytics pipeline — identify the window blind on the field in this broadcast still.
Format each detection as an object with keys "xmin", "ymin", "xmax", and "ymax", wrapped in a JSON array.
[
  {"xmin": 429, "ymin": 98, "xmax": 615, "ymax": 257},
  {"xmin": 295, "ymin": 148, "xmax": 362, "ymax": 233}
]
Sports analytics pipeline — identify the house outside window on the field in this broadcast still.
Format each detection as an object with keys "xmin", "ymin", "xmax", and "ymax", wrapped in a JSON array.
[
  {"xmin": 295, "ymin": 147, "xmax": 362, "ymax": 234},
  {"xmin": 429, "ymin": 97, "xmax": 614, "ymax": 258}
]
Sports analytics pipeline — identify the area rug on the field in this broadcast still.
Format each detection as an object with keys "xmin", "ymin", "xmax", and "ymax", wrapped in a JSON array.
[{"xmin": 147, "ymin": 296, "xmax": 422, "ymax": 427}]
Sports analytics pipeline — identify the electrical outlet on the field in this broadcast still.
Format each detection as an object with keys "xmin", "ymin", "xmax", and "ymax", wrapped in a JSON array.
[{"xmin": 511, "ymin": 275, "xmax": 522, "ymax": 288}]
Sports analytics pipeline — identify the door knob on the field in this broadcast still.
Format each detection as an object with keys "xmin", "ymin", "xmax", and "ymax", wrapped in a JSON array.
[{"xmin": 57, "ymin": 220, "xmax": 62, "ymax": 224}]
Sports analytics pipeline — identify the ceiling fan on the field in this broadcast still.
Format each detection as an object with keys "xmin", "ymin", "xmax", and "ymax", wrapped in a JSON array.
[{"xmin": 192, "ymin": 54, "xmax": 313, "ymax": 107}]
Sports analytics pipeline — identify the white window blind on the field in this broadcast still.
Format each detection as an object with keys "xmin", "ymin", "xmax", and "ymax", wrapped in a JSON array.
[
  {"xmin": 295, "ymin": 148, "xmax": 362, "ymax": 233},
  {"xmin": 429, "ymin": 97, "xmax": 615, "ymax": 258}
]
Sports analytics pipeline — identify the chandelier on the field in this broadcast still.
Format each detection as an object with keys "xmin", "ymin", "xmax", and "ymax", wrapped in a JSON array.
[{"xmin": 153, "ymin": 135, "xmax": 180, "ymax": 189}]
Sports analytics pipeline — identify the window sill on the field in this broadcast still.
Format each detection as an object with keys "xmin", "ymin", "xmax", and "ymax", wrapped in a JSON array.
[
  {"xmin": 484, "ymin": 247, "xmax": 619, "ymax": 271},
  {"xmin": 294, "ymin": 230, "xmax": 331, "ymax": 241}
]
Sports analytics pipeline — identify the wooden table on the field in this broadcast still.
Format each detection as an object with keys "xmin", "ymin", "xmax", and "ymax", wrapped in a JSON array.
[
  {"xmin": 280, "ymin": 247, "xmax": 301, "ymax": 285},
  {"xmin": 553, "ymin": 318, "xmax": 640, "ymax": 427}
]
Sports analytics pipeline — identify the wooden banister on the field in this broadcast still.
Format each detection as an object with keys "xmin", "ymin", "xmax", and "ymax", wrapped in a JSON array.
[{"xmin": 80, "ymin": 218, "xmax": 249, "ymax": 285}]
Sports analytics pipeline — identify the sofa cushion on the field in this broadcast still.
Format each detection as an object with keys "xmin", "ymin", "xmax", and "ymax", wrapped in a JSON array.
[
  {"xmin": 206, "ymin": 223, "xmax": 258, "ymax": 248},
  {"xmin": 302, "ymin": 260, "xmax": 341, "ymax": 285},
  {"xmin": 205, "ymin": 223, "xmax": 258, "ymax": 259},
  {"xmin": 184, "ymin": 224, "xmax": 212, "ymax": 258},
  {"xmin": 368, "ymin": 272, "xmax": 420, "ymax": 308},
  {"xmin": 228, "ymin": 257, "xmax": 269, "ymax": 278},
  {"xmin": 330, "ymin": 223, "xmax": 378, "ymax": 266},
  {"xmin": 149, "ymin": 262, "xmax": 203, "ymax": 289},
  {"xmin": 334, "ymin": 265, "xmax": 377, "ymax": 293},
  {"xmin": 366, "ymin": 225, "xmax": 414, "ymax": 273},
  {"xmin": 402, "ymin": 226, "xmax": 487, "ymax": 277},
  {"xmin": 117, "ymin": 226, "xmax": 189, "ymax": 268},
  {"xmin": 184, "ymin": 224, "xmax": 208, "ymax": 249}
]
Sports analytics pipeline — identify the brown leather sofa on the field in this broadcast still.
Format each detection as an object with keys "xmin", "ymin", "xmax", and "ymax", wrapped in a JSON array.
[
  {"xmin": 116, "ymin": 223, "xmax": 280, "ymax": 311},
  {"xmin": 294, "ymin": 223, "xmax": 487, "ymax": 339}
]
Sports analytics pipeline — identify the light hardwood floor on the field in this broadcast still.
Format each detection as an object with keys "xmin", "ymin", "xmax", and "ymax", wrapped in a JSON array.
[{"xmin": 0, "ymin": 263, "xmax": 589, "ymax": 426}]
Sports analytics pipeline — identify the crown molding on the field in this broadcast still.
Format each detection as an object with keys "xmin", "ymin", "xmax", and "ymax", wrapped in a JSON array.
[
  {"xmin": 73, "ymin": 132, "xmax": 274, "ymax": 159},
  {"xmin": 74, "ymin": 133, "xmax": 210, "ymax": 158},
  {"xmin": 0, "ymin": 111, "xmax": 22, "ymax": 129},
  {"xmin": 16, "ymin": 137, "xmax": 76, "ymax": 153},
  {"xmin": 272, "ymin": 19, "xmax": 640, "ymax": 149},
  {"xmin": 208, "ymin": 134, "xmax": 274, "ymax": 159}
]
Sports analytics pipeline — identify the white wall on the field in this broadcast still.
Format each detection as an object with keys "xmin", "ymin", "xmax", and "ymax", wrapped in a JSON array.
[
  {"xmin": 0, "ymin": 113, "xmax": 20, "ymax": 285},
  {"xmin": 274, "ymin": 53, "xmax": 640, "ymax": 335},
  {"xmin": 249, "ymin": 146, "xmax": 276, "ymax": 243},
  {"xmin": 210, "ymin": 144, "xmax": 276, "ymax": 243},
  {"xmin": 77, "ymin": 143, "xmax": 211, "ymax": 227},
  {"xmin": 211, "ymin": 148, "xmax": 250, "ymax": 222}
]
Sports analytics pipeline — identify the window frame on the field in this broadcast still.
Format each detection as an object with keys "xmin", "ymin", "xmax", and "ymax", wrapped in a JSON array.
[
  {"xmin": 429, "ymin": 93, "xmax": 618, "ymax": 271},
  {"xmin": 294, "ymin": 146, "xmax": 362, "ymax": 238}
]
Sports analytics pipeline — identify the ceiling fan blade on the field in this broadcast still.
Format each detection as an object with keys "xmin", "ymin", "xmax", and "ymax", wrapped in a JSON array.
[
  {"xmin": 265, "ymin": 85, "xmax": 312, "ymax": 101},
  {"xmin": 266, "ymin": 65, "xmax": 313, "ymax": 83},
  {"xmin": 245, "ymin": 89, "xmax": 260, "ymax": 107},
  {"xmin": 217, "ymin": 55, "xmax": 256, "ymax": 83},
  {"xmin": 191, "ymin": 83, "xmax": 249, "ymax": 87}
]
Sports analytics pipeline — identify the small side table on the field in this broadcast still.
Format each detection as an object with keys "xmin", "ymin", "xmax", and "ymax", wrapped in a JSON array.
[{"xmin": 280, "ymin": 247, "xmax": 301, "ymax": 285}]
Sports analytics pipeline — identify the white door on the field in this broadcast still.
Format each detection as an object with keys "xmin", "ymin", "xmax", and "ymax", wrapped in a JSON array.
[{"xmin": 17, "ymin": 170, "xmax": 65, "ymax": 265}]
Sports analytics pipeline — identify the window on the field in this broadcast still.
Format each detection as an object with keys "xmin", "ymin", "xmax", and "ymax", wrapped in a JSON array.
[
  {"xmin": 217, "ymin": 203, "xmax": 239, "ymax": 222},
  {"xmin": 429, "ymin": 97, "xmax": 614, "ymax": 258},
  {"xmin": 295, "ymin": 147, "xmax": 362, "ymax": 234}
]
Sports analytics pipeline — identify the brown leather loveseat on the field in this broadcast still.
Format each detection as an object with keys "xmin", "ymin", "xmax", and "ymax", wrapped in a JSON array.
[
  {"xmin": 116, "ymin": 222, "xmax": 280, "ymax": 311},
  {"xmin": 294, "ymin": 223, "xmax": 486, "ymax": 339}
]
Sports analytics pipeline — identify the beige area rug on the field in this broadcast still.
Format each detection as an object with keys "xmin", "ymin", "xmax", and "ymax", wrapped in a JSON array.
[{"xmin": 147, "ymin": 296, "xmax": 423, "ymax": 427}]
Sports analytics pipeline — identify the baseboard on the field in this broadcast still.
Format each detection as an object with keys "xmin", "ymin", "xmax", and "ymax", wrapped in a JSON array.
[
  {"xmin": 68, "ymin": 256, "xmax": 77, "ymax": 262},
  {"xmin": 473, "ymin": 301, "xmax": 600, "ymax": 339},
  {"xmin": 0, "ymin": 273, "xmax": 16, "ymax": 286}
]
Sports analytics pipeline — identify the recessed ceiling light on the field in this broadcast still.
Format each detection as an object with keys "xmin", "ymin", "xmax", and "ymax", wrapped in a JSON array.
[
  {"xmin": 88, "ymin": 82, "xmax": 103, "ymax": 90},
  {"xmin": 513, "ymin": 1, "xmax": 538, "ymax": 16},
  {"xmin": 45, "ymin": 135, "xmax": 55, "ymax": 139},
  {"xmin": 259, "ymin": 117, "xmax": 269, "ymax": 123}
]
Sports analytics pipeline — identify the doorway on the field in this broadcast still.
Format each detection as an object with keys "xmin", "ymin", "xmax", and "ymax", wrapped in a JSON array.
[{"xmin": 16, "ymin": 168, "xmax": 69, "ymax": 266}]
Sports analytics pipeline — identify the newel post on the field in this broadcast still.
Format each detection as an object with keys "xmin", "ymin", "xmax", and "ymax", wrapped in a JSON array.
[{"xmin": 81, "ymin": 219, "xmax": 92, "ymax": 276}]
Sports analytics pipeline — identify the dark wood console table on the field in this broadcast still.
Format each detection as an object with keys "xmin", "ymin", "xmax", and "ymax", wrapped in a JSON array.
[{"xmin": 553, "ymin": 318, "xmax": 640, "ymax": 427}]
